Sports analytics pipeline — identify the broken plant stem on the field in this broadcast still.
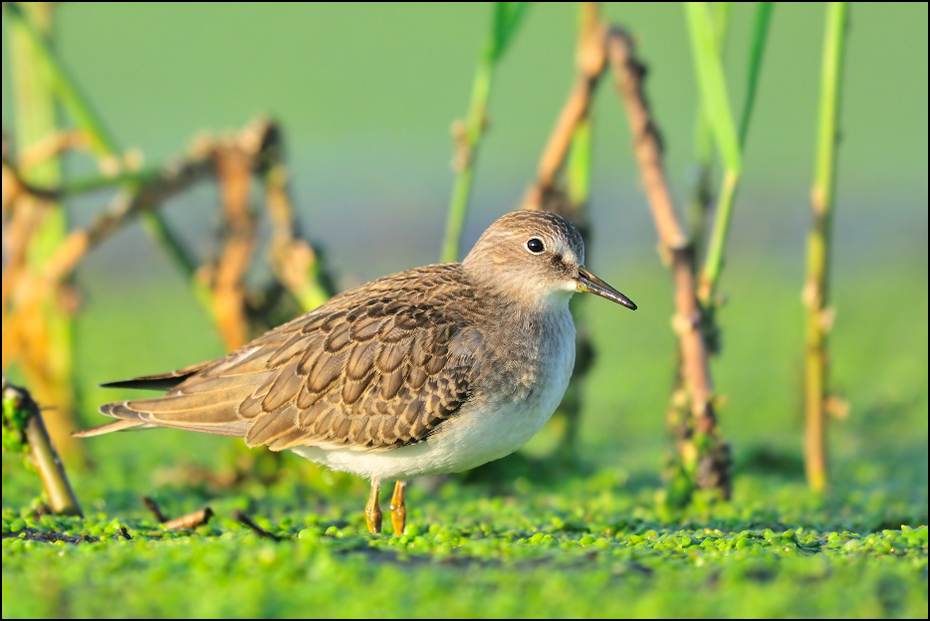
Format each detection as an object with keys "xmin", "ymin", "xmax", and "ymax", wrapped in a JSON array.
[
  {"xmin": 164, "ymin": 507, "xmax": 214, "ymax": 531},
  {"xmin": 2, "ymin": 378, "xmax": 82, "ymax": 516}
]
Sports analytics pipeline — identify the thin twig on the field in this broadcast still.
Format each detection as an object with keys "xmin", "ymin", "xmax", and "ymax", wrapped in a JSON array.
[
  {"xmin": 607, "ymin": 31, "xmax": 689, "ymax": 249},
  {"xmin": 6, "ymin": 118, "xmax": 334, "ymax": 382},
  {"xmin": 517, "ymin": 2, "xmax": 606, "ymax": 460},
  {"xmin": 607, "ymin": 27, "xmax": 730, "ymax": 496},
  {"xmin": 142, "ymin": 494, "xmax": 214, "ymax": 529},
  {"xmin": 232, "ymin": 509, "xmax": 280, "ymax": 541},
  {"xmin": 37, "ymin": 123, "xmax": 266, "ymax": 289},
  {"xmin": 3, "ymin": 160, "xmax": 210, "ymax": 384},
  {"xmin": 16, "ymin": 129, "xmax": 88, "ymax": 171},
  {"xmin": 164, "ymin": 507, "xmax": 214, "ymax": 531},
  {"xmin": 142, "ymin": 495, "xmax": 168, "ymax": 523},
  {"xmin": 521, "ymin": 77, "xmax": 597, "ymax": 211},
  {"xmin": 522, "ymin": 6, "xmax": 606, "ymax": 212},
  {"xmin": 40, "ymin": 154, "xmax": 214, "ymax": 286},
  {"xmin": 2, "ymin": 152, "xmax": 59, "ymax": 207}
]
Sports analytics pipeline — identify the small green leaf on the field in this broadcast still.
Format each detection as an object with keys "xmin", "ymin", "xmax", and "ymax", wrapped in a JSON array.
[
  {"xmin": 489, "ymin": 2, "xmax": 532, "ymax": 62},
  {"xmin": 686, "ymin": 2, "xmax": 741, "ymax": 174}
]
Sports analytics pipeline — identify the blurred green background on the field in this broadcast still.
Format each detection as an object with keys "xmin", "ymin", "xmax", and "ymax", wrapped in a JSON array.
[
  {"xmin": 2, "ymin": 5, "xmax": 927, "ymax": 617},
  {"xmin": 1, "ymin": 0, "xmax": 926, "ymax": 497},
  {"xmin": 1, "ymin": 2, "xmax": 926, "ymax": 279}
]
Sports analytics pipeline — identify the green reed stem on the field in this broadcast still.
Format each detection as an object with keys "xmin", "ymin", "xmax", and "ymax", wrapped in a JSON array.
[
  {"xmin": 441, "ymin": 3, "xmax": 531, "ymax": 263},
  {"xmin": 58, "ymin": 168, "xmax": 162, "ymax": 195},
  {"xmin": 686, "ymin": 3, "xmax": 741, "ymax": 175},
  {"xmin": 9, "ymin": 3, "xmax": 64, "ymax": 269},
  {"xmin": 690, "ymin": 2, "xmax": 772, "ymax": 303},
  {"xmin": 804, "ymin": 1, "xmax": 849, "ymax": 494},
  {"xmin": 738, "ymin": 2, "xmax": 773, "ymax": 147},
  {"xmin": 688, "ymin": 2, "xmax": 731, "ymax": 256},
  {"xmin": 567, "ymin": 117, "xmax": 592, "ymax": 207}
]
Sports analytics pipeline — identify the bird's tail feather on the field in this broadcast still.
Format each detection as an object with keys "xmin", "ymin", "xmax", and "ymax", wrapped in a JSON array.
[{"xmin": 72, "ymin": 419, "xmax": 149, "ymax": 438}]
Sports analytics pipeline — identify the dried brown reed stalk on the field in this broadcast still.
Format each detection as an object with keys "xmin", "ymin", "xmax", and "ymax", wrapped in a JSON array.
[{"xmin": 520, "ymin": 4, "xmax": 730, "ymax": 495}]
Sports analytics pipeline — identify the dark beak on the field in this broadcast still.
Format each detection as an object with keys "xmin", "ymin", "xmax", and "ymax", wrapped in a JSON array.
[{"xmin": 576, "ymin": 267, "xmax": 637, "ymax": 310}]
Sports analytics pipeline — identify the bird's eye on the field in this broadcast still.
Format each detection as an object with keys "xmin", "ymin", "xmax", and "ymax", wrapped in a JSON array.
[{"xmin": 526, "ymin": 238, "xmax": 545, "ymax": 254}]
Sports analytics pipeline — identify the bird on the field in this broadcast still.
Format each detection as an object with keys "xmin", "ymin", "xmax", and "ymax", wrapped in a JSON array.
[{"xmin": 75, "ymin": 210, "xmax": 637, "ymax": 535}]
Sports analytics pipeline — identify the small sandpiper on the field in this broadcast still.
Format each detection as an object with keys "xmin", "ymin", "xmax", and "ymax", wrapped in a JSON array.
[{"xmin": 76, "ymin": 210, "xmax": 636, "ymax": 535}]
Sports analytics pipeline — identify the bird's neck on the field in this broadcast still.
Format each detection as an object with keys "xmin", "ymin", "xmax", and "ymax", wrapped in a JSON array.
[{"xmin": 463, "ymin": 264, "xmax": 573, "ymax": 317}]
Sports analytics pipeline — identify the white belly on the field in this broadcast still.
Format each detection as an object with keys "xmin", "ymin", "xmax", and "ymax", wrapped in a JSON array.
[{"xmin": 290, "ymin": 309, "xmax": 576, "ymax": 482}]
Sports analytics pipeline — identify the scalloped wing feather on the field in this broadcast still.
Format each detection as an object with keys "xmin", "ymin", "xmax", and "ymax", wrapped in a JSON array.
[{"xmin": 89, "ymin": 265, "xmax": 479, "ymax": 452}]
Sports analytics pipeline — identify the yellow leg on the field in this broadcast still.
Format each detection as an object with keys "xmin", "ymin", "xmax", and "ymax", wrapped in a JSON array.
[
  {"xmin": 389, "ymin": 480, "xmax": 407, "ymax": 536},
  {"xmin": 365, "ymin": 479, "xmax": 382, "ymax": 535}
]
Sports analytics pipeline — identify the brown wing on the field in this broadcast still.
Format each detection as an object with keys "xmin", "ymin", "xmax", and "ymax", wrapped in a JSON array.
[{"xmin": 89, "ymin": 265, "xmax": 480, "ymax": 451}]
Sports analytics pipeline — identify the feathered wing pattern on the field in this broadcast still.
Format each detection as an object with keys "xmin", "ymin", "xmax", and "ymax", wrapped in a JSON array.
[{"xmin": 76, "ymin": 266, "xmax": 481, "ymax": 451}]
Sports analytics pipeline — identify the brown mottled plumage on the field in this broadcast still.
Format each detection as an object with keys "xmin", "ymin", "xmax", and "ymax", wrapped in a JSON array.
[{"xmin": 75, "ymin": 210, "xmax": 636, "ymax": 535}]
